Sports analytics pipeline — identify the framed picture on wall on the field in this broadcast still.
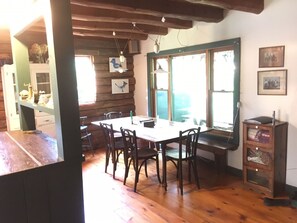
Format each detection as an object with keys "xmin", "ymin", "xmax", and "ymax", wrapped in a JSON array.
[
  {"xmin": 112, "ymin": 79, "xmax": 129, "ymax": 94},
  {"xmin": 109, "ymin": 57, "xmax": 127, "ymax": 73},
  {"xmin": 257, "ymin": 69, "xmax": 287, "ymax": 95},
  {"xmin": 259, "ymin": 46, "xmax": 285, "ymax": 68}
]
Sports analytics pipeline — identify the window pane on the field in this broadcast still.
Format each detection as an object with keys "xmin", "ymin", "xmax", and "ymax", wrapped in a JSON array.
[
  {"xmin": 213, "ymin": 50, "xmax": 235, "ymax": 91},
  {"xmin": 75, "ymin": 56, "xmax": 96, "ymax": 104},
  {"xmin": 212, "ymin": 92, "xmax": 233, "ymax": 131},
  {"xmin": 156, "ymin": 73, "xmax": 168, "ymax": 89},
  {"xmin": 172, "ymin": 54, "xmax": 206, "ymax": 124},
  {"xmin": 155, "ymin": 58, "xmax": 168, "ymax": 89},
  {"xmin": 156, "ymin": 90, "xmax": 168, "ymax": 119}
]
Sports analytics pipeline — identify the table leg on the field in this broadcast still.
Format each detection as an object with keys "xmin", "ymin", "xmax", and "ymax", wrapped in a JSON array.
[{"xmin": 160, "ymin": 143, "xmax": 167, "ymax": 190}]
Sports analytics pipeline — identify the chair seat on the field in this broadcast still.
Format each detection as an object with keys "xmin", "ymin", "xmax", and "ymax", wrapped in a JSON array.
[
  {"xmin": 114, "ymin": 140, "xmax": 125, "ymax": 150},
  {"xmin": 134, "ymin": 148, "xmax": 159, "ymax": 159},
  {"xmin": 166, "ymin": 143, "xmax": 188, "ymax": 159}
]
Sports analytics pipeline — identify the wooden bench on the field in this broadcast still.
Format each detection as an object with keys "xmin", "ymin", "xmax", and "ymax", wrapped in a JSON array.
[{"xmin": 197, "ymin": 135, "xmax": 238, "ymax": 173}]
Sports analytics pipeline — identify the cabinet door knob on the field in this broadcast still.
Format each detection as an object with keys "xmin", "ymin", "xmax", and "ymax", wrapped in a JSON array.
[
  {"xmin": 255, "ymin": 168, "xmax": 259, "ymax": 172},
  {"xmin": 255, "ymin": 126, "xmax": 258, "ymax": 129},
  {"xmin": 256, "ymin": 147, "xmax": 259, "ymax": 150}
]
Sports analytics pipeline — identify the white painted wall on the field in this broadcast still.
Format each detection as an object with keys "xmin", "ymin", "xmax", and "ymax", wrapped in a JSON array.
[{"xmin": 133, "ymin": 0, "xmax": 297, "ymax": 187}]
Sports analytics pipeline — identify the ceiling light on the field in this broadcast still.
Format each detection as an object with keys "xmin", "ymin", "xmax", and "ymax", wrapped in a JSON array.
[{"xmin": 119, "ymin": 51, "xmax": 126, "ymax": 63}]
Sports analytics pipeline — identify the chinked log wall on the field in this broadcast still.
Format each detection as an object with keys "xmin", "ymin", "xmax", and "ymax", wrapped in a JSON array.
[{"xmin": 74, "ymin": 39, "xmax": 136, "ymax": 149}]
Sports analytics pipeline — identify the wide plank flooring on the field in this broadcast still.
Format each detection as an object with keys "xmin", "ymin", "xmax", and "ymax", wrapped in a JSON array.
[{"xmin": 82, "ymin": 149, "xmax": 297, "ymax": 223}]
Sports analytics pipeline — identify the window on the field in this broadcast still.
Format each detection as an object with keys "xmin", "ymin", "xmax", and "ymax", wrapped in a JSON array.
[
  {"xmin": 75, "ymin": 56, "xmax": 96, "ymax": 104},
  {"xmin": 147, "ymin": 38, "xmax": 240, "ymax": 144}
]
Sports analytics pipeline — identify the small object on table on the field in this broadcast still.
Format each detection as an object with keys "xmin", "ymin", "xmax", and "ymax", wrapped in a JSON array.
[{"xmin": 130, "ymin": 110, "xmax": 133, "ymax": 124}]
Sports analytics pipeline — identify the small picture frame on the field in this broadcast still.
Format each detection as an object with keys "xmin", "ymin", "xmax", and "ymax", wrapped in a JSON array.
[
  {"xmin": 112, "ymin": 79, "xmax": 129, "ymax": 94},
  {"xmin": 259, "ymin": 46, "xmax": 285, "ymax": 68},
  {"xmin": 257, "ymin": 70, "xmax": 287, "ymax": 95},
  {"xmin": 109, "ymin": 57, "xmax": 127, "ymax": 72}
]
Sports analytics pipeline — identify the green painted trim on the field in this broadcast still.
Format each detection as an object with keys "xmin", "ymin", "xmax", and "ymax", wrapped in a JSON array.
[{"xmin": 147, "ymin": 38, "xmax": 241, "ymax": 145}]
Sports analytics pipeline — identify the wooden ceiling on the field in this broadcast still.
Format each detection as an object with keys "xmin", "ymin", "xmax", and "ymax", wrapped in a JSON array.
[
  {"xmin": 0, "ymin": 0, "xmax": 264, "ymax": 60},
  {"xmin": 70, "ymin": 0, "xmax": 264, "ymax": 40}
]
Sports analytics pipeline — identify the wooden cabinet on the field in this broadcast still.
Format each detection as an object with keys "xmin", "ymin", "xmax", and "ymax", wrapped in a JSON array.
[{"xmin": 242, "ymin": 121, "xmax": 288, "ymax": 197}]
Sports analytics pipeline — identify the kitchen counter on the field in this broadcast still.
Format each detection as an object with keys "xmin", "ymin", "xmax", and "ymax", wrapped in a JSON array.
[{"xmin": 0, "ymin": 130, "xmax": 61, "ymax": 176}]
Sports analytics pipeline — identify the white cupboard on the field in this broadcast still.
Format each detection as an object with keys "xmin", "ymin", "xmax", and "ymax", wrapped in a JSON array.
[{"xmin": 1, "ymin": 64, "xmax": 56, "ymax": 138}]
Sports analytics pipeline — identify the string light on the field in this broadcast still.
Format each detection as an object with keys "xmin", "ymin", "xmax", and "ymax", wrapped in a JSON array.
[{"xmin": 133, "ymin": 17, "xmax": 165, "ymax": 54}]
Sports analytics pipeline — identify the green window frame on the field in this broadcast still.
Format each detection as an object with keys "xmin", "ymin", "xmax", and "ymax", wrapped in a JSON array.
[{"xmin": 147, "ymin": 38, "xmax": 240, "ymax": 145}]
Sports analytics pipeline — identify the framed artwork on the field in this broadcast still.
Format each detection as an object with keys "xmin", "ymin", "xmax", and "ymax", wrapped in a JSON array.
[
  {"xmin": 259, "ymin": 46, "xmax": 285, "ymax": 68},
  {"xmin": 112, "ymin": 79, "xmax": 129, "ymax": 94},
  {"xmin": 257, "ymin": 69, "xmax": 287, "ymax": 95},
  {"xmin": 109, "ymin": 57, "xmax": 127, "ymax": 72}
]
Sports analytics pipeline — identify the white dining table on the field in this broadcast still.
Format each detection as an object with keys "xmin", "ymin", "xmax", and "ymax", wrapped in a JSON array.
[{"xmin": 92, "ymin": 116, "xmax": 210, "ymax": 189}]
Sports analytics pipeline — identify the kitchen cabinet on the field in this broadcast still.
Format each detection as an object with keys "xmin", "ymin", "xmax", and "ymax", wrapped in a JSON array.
[
  {"xmin": 29, "ymin": 64, "xmax": 56, "ymax": 138},
  {"xmin": 2, "ymin": 64, "xmax": 55, "ymax": 137}
]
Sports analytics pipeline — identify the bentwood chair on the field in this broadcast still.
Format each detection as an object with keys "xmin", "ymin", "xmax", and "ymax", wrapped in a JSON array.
[
  {"xmin": 120, "ymin": 127, "xmax": 161, "ymax": 192},
  {"xmin": 80, "ymin": 116, "xmax": 94, "ymax": 155},
  {"xmin": 165, "ymin": 127, "xmax": 201, "ymax": 195},
  {"xmin": 104, "ymin": 111, "xmax": 123, "ymax": 120},
  {"xmin": 104, "ymin": 111, "xmax": 123, "ymax": 139},
  {"xmin": 100, "ymin": 122, "xmax": 125, "ymax": 179}
]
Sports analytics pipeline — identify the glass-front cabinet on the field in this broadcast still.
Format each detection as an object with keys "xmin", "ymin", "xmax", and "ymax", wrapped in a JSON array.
[
  {"xmin": 30, "ymin": 64, "xmax": 51, "ymax": 94},
  {"xmin": 29, "ymin": 64, "xmax": 56, "ymax": 138},
  {"xmin": 242, "ymin": 121, "xmax": 288, "ymax": 197}
]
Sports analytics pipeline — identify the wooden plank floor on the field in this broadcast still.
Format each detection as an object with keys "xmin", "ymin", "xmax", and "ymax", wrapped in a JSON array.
[{"xmin": 82, "ymin": 149, "xmax": 297, "ymax": 223}]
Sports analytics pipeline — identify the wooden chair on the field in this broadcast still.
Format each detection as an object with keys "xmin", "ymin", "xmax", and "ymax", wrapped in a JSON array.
[
  {"xmin": 104, "ymin": 111, "xmax": 123, "ymax": 139},
  {"xmin": 165, "ymin": 127, "xmax": 201, "ymax": 195},
  {"xmin": 120, "ymin": 127, "xmax": 161, "ymax": 192},
  {"xmin": 104, "ymin": 111, "xmax": 123, "ymax": 120},
  {"xmin": 100, "ymin": 122, "xmax": 125, "ymax": 179},
  {"xmin": 80, "ymin": 116, "xmax": 94, "ymax": 155}
]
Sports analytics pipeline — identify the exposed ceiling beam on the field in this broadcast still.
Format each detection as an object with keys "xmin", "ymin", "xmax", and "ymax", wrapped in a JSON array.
[
  {"xmin": 71, "ymin": 5, "xmax": 193, "ymax": 29},
  {"xmin": 72, "ymin": 29, "xmax": 148, "ymax": 40},
  {"xmin": 70, "ymin": 0, "xmax": 223, "ymax": 22},
  {"xmin": 71, "ymin": 20, "xmax": 169, "ymax": 36},
  {"xmin": 183, "ymin": 0, "xmax": 264, "ymax": 14}
]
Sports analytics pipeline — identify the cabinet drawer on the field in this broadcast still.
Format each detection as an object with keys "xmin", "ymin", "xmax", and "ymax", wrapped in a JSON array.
[
  {"xmin": 244, "ymin": 144, "xmax": 273, "ymax": 169},
  {"xmin": 36, "ymin": 115, "xmax": 55, "ymax": 127},
  {"xmin": 244, "ymin": 166, "xmax": 272, "ymax": 191},
  {"xmin": 244, "ymin": 124, "xmax": 273, "ymax": 146}
]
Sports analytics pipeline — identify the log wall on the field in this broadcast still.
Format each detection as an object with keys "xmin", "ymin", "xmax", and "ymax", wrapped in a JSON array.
[
  {"xmin": 74, "ymin": 39, "xmax": 136, "ymax": 149},
  {"xmin": 0, "ymin": 37, "xmax": 135, "ymax": 148}
]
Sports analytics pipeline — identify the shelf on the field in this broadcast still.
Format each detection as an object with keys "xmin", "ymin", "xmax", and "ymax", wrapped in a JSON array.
[{"xmin": 19, "ymin": 100, "xmax": 54, "ymax": 115}]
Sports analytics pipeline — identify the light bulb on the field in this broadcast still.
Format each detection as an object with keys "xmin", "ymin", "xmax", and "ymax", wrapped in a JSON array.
[
  {"xmin": 119, "ymin": 51, "xmax": 126, "ymax": 63},
  {"xmin": 153, "ymin": 41, "xmax": 160, "ymax": 54}
]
